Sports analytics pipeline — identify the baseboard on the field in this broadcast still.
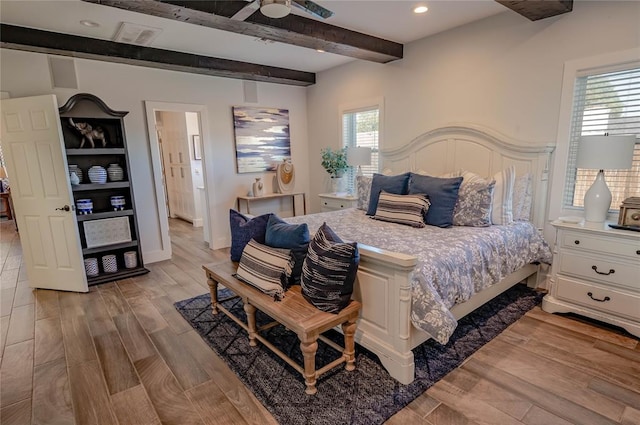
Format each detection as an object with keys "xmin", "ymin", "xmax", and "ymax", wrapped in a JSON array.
[
  {"xmin": 142, "ymin": 248, "xmax": 172, "ymax": 264},
  {"xmin": 192, "ymin": 218, "xmax": 203, "ymax": 227}
]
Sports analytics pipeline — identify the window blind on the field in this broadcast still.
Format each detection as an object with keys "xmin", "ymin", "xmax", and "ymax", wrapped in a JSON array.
[
  {"xmin": 564, "ymin": 66, "xmax": 640, "ymax": 210},
  {"xmin": 342, "ymin": 108, "xmax": 380, "ymax": 193}
]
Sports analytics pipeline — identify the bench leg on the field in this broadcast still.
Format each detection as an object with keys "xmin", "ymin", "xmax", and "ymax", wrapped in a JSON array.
[
  {"xmin": 300, "ymin": 337, "xmax": 318, "ymax": 395},
  {"xmin": 207, "ymin": 276, "xmax": 219, "ymax": 314},
  {"xmin": 244, "ymin": 302, "xmax": 258, "ymax": 347},
  {"xmin": 342, "ymin": 318, "xmax": 357, "ymax": 371}
]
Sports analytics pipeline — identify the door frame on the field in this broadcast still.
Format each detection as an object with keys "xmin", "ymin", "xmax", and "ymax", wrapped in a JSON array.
[{"xmin": 144, "ymin": 101, "xmax": 213, "ymax": 258}]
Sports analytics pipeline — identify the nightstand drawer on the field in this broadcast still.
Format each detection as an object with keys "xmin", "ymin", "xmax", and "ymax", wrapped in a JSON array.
[
  {"xmin": 319, "ymin": 195, "xmax": 357, "ymax": 212},
  {"xmin": 560, "ymin": 230, "xmax": 640, "ymax": 260},
  {"xmin": 556, "ymin": 277, "xmax": 640, "ymax": 321},
  {"xmin": 558, "ymin": 252, "xmax": 640, "ymax": 291}
]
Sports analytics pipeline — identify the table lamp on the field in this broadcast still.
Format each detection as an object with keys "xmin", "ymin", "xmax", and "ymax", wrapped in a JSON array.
[
  {"xmin": 0, "ymin": 166, "xmax": 7, "ymax": 193},
  {"xmin": 346, "ymin": 147, "xmax": 372, "ymax": 176},
  {"xmin": 576, "ymin": 134, "xmax": 636, "ymax": 222}
]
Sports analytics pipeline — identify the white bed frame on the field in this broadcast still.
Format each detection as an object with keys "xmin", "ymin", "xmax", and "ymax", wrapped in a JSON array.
[{"xmin": 347, "ymin": 125, "xmax": 554, "ymax": 384}]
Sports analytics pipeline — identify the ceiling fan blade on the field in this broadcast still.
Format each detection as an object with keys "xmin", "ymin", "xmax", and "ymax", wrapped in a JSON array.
[
  {"xmin": 292, "ymin": 0, "xmax": 333, "ymax": 19},
  {"xmin": 232, "ymin": 0, "xmax": 260, "ymax": 21}
]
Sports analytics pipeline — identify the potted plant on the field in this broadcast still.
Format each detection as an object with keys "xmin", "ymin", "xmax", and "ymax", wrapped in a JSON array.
[{"xmin": 321, "ymin": 147, "xmax": 348, "ymax": 178}]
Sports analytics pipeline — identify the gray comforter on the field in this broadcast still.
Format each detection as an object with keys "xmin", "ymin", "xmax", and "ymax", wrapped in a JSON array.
[{"xmin": 286, "ymin": 208, "xmax": 552, "ymax": 344}]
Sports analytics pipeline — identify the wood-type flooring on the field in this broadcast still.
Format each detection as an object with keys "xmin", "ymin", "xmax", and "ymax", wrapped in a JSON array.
[{"xmin": 0, "ymin": 218, "xmax": 638, "ymax": 424}]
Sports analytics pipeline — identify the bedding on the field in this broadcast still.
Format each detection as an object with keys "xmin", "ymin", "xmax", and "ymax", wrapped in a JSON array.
[{"xmin": 287, "ymin": 208, "xmax": 551, "ymax": 344}]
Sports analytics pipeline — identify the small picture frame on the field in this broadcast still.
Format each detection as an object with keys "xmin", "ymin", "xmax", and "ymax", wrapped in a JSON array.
[{"xmin": 192, "ymin": 135, "xmax": 202, "ymax": 160}]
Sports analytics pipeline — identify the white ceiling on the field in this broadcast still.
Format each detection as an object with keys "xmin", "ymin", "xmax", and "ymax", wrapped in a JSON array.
[{"xmin": 0, "ymin": 0, "xmax": 507, "ymax": 73}]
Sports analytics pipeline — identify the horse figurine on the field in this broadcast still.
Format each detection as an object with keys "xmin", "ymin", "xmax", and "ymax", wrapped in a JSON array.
[{"xmin": 68, "ymin": 118, "xmax": 107, "ymax": 148}]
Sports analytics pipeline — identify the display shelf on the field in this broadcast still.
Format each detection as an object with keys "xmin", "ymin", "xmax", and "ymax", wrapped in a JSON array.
[
  {"xmin": 87, "ymin": 266, "xmax": 149, "ymax": 286},
  {"xmin": 76, "ymin": 209, "xmax": 134, "ymax": 222},
  {"xmin": 82, "ymin": 240, "xmax": 138, "ymax": 255},
  {"xmin": 72, "ymin": 182, "xmax": 130, "ymax": 191},
  {"xmin": 66, "ymin": 148, "xmax": 126, "ymax": 155}
]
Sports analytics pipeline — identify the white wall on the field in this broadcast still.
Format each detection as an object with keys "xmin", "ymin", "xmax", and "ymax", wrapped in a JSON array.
[
  {"xmin": 0, "ymin": 49, "xmax": 310, "ymax": 258},
  {"xmin": 307, "ymin": 1, "xmax": 640, "ymax": 227}
]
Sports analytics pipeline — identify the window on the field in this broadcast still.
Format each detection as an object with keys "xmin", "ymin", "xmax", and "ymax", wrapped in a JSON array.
[
  {"xmin": 564, "ymin": 65, "xmax": 640, "ymax": 210},
  {"xmin": 341, "ymin": 101, "xmax": 382, "ymax": 193}
]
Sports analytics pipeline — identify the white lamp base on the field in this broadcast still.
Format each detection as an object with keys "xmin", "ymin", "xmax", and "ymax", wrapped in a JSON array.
[{"xmin": 583, "ymin": 170, "xmax": 612, "ymax": 222}]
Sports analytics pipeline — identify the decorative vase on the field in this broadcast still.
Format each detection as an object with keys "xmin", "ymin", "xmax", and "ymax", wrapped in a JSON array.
[
  {"xmin": 107, "ymin": 163, "xmax": 124, "ymax": 182},
  {"xmin": 68, "ymin": 164, "xmax": 83, "ymax": 183},
  {"xmin": 252, "ymin": 178, "xmax": 264, "ymax": 197},
  {"xmin": 110, "ymin": 195, "xmax": 126, "ymax": 211},
  {"xmin": 101, "ymin": 254, "xmax": 118, "ymax": 273},
  {"xmin": 123, "ymin": 251, "xmax": 137, "ymax": 269},
  {"xmin": 276, "ymin": 159, "xmax": 295, "ymax": 194},
  {"xmin": 76, "ymin": 199, "xmax": 93, "ymax": 215},
  {"xmin": 69, "ymin": 171, "xmax": 80, "ymax": 186},
  {"xmin": 88, "ymin": 166, "xmax": 107, "ymax": 184},
  {"xmin": 331, "ymin": 176, "xmax": 345, "ymax": 194},
  {"xmin": 84, "ymin": 258, "xmax": 99, "ymax": 277}
]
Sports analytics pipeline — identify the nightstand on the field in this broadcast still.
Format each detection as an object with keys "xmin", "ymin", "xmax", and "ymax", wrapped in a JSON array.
[
  {"xmin": 319, "ymin": 193, "xmax": 357, "ymax": 212},
  {"xmin": 542, "ymin": 221, "xmax": 640, "ymax": 337}
]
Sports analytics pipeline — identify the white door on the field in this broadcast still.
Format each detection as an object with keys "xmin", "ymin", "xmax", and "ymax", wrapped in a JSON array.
[{"xmin": 1, "ymin": 95, "xmax": 88, "ymax": 292}]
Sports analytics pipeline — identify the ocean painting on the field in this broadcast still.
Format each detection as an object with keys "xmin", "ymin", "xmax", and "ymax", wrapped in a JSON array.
[{"xmin": 232, "ymin": 106, "xmax": 291, "ymax": 173}]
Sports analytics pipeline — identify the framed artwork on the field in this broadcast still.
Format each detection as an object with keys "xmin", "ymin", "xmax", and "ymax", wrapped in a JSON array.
[
  {"xmin": 232, "ymin": 106, "xmax": 291, "ymax": 173},
  {"xmin": 192, "ymin": 135, "xmax": 202, "ymax": 160}
]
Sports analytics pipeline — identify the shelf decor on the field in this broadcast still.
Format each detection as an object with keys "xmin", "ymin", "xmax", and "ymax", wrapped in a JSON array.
[{"xmin": 83, "ymin": 216, "xmax": 132, "ymax": 248}]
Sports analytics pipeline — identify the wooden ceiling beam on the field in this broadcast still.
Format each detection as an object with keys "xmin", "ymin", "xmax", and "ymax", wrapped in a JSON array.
[
  {"xmin": 82, "ymin": 0, "xmax": 403, "ymax": 63},
  {"xmin": 0, "ymin": 24, "xmax": 315, "ymax": 86},
  {"xmin": 496, "ymin": 0, "xmax": 573, "ymax": 21}
]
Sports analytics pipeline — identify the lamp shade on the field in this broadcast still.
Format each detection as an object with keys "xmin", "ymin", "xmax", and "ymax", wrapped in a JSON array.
[
  {"xmin": 0, "ymin": 166, "xmax": 7, "ymax": 180},
  {"xmin": 346, "ymin": 147, "xmax": 372, "ymax": 167},
  {"xmin": 577, "ymin": 135, "xmax": 636, "ymax": 170},
  {"xmin": 260, "ymin": 0, "xmax": 291, "ymax": 18}
]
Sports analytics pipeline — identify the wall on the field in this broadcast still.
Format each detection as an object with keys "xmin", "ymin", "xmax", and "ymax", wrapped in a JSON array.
[
  {"xmin": 307, "ymin": 1, "xmax": 640, "ymax": 232},
  {"xmin": 185, "ymin": 111, "xmax": 204, "ymax": 227},
  {"xmin": 0, "ymin": 49, "xmax": 310, "ymax": 258}
]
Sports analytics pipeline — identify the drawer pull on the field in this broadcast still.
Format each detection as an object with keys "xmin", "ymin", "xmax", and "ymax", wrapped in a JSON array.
[
  {"xmin": 591, "ymin": 265, "xmax": 615, "ymax": 276},
  {"xmin": 636, "ymin": 250, "xmax": 640, "ymax": 255},
  {"xmin": 574, "ymin": 240, "xmax": 580, "ymax": 245},
  {"xmin": 340, "ymin": 205, "xmax": 344, "ymax": 208},
  {"xmin": 587, "ymin": 292, "xmax": 611, "ymax": 303}
]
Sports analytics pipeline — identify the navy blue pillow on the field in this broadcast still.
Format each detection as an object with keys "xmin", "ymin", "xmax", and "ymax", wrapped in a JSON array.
[
  {"xmin": 265, "ymin": 215, "xmax": 310, "ymax": 285},
  {"xmin": 301, "ymin": 223, "xmax": 359, "ymax": 314},
  {"xmin": 365, "ymin": 172, "xmax": 411, "ymax": 216},
  {"xmin": 229, "ymin": 209, "xmax": 273, "ymax": 262},
  {"xmin": 408, "ymin": 174, "xmax": 463, "ymax": 228}
]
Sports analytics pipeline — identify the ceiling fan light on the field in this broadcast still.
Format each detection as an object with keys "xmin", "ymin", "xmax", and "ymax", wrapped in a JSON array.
[{"xmin": 260, "ymin": 0, "xmax": 291, "ymax": 19}]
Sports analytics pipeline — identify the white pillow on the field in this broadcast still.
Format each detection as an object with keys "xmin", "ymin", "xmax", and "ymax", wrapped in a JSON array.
[
  {"xmin": 491, "ymin": 166, "xmax": 516, "ymax": 225},
  {"xmin": 513, "ymin": 173, "xmax": 532, "ymax": 221}
]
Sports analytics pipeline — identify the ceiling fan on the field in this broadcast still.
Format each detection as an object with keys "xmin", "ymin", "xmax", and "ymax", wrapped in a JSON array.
[{"xmin": 233, "ymin": 0, "xmax": 334, "ymax": 21}]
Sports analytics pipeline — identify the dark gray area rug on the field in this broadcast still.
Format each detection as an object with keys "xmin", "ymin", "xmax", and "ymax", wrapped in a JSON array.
[{"xmin": 174, "ymin": 284, "xmax": 544, "ymax": 425}]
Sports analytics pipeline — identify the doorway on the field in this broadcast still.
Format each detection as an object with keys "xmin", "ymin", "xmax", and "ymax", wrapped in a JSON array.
[{"xmin": 144, "ymin": 102, "xmax": 212, "ymax": 260}]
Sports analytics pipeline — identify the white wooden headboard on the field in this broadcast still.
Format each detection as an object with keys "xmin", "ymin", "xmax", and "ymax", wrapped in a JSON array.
[{"xmin": 380, "ymin": 125, "xmax": 555, "ymax": 229}]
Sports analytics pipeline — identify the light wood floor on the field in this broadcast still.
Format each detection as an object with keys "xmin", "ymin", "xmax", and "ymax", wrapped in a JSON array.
[{"xmin": 0, "ymin": 218, "xmax": 639, "ymax": 425}]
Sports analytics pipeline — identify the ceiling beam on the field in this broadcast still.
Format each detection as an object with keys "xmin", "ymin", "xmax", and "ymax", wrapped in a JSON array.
[
  {"xmin": 0, "ymin": 24, "xmax": 315, "ymax": 86},
  {"xmin": 496, "ymin": 0, "xmax": 573, "ymax": 21},
  {"xmin": 82, "ymin": 0, "xmax": 404, "ymax": 63}
]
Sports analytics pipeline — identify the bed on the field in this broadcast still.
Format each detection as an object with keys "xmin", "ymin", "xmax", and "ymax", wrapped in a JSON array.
[{"xmin": 288, "ymin": 125, "xmax": 555, "ymax": 385}]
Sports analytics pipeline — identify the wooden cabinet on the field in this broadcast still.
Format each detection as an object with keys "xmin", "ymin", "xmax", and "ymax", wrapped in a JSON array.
[
  {"xmin": 318, "ymin": 193, "xmax": 357, "ymax": 212},
  {"xmin": 59, "ymin": 93, "xmax": 149, "ymax": 286},
  {"xmin": 542, "ymin": 221, "xmax": 640, "ymax": 337}
]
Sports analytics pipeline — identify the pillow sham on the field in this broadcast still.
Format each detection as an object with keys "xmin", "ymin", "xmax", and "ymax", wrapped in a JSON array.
[
  {"xmin": 229, "ymin": 209, "xmax": 273, "ymax": 262},
  {"xmin": 513, "ymin": 173, "xmax": 532, "ymax": 221},
  {"xmin": 356, "ymin": 175, "xmax": 373, "ymax": 211},
  {"xmin": 365, "ymin": 172, "xmax": 411, "ymax": 216},
  {"xmin": 453, "ymin": 171, "xmax": 495, "ymax": 227},
  {"xmin": 265, "ymin": 215, "xmax": 310, "ymax": 286},
  {"xmin": 373, "ymin": 191, "xmax": 430, "ymax": 228},
  {"xmin": 235, "ymin": 239, "xmax": 291, "ymax": 301},
  {"xmin": 491, "ymin": 165, "xmax": 516, "ymax": 225},
  {"xmin": 301, "ymin": 223, "xmax": 359, "ymax": 314},
  {"xmin": 408, "ymin": 173, "xmax": 463, "ymax": 228}
]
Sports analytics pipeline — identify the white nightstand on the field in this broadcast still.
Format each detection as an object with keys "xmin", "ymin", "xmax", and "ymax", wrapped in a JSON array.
[
  {"xmin": 319, "ymin": 193, "xmax": 358, "ymax": 212},
  {"xmin": 542, "ymin": 221, "xmax": 640, "ymax": 337}
]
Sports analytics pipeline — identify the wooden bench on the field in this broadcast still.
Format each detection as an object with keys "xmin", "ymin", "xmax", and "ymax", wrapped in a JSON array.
[{"xmin": 202, "ymin": 261, "xmax": 361, "ymax": 395}]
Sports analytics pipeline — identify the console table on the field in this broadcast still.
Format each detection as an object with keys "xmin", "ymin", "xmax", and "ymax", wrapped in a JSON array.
[{"xmin": 237, "ymin": 192, "xmax": 306, "ymax": 216}]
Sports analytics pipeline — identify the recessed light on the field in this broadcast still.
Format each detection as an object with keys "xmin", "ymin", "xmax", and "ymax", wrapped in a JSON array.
[
  {"xmin": 316, "ymin": 49, "xmax": 325, "ymax": 53},
  {"xmin": 80, "ymin": 20, "xmax": 100, "ymax": 28},
  {"xmin": 414, "ymin": 6, "xmax": 428, "ymax": 14}
]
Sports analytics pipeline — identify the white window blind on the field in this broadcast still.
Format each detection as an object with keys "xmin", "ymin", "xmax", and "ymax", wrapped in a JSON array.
[
  {"xmin": 564, "ymin": 66, "xmax": 640, "ymax": 210},
  {"xmin": 342, "ymin": 107, "xmax": 380, "ymax": 193}
]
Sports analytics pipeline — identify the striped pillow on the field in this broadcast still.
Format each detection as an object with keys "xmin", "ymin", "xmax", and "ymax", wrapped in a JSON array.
[
  {"xmin": 491, "ymin": 166, "xmax": 516, "ymax": 225},
  {"xmin": 373, "ymin": 191, "xmax": 430, "ymax": 228},
  {"xmin": 301, "ymin": 223, "xmax": 359, "ymax": 313},
  {"xmin": 235, "ymin": 239, "xmax": 291, "ymax": 300}
]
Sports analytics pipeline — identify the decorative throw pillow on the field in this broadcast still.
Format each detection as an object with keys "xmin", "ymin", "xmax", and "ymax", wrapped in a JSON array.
[
  {"xmin": 408, "ymin": 173, "xmax": 463, "ymax": 228},
  {"xmin": 366, "ymin": 172, "xmax": 411, "ymax": 216},
  {"xmin": 235, "ymin": 239, "xmax": 291, "ymax": 300},
  {"xmin": 356, "ymin": 175, "xmax": 373, "ymax": 211},
  {"xmin": 491, "ymin": 166, "xmax": 516, "ymax": 225},
  {"xmin": 229, "ymin": 209, "xmax": 273, "ymax": 262},
  {"xmin": 301, "ymin": 223, "xmax": 359, "ymax": 314},
  {"xmin": 373, "ymin": 191, "xmax": 430, "ymax": 228},
  {"xmin": 265, "ymin": 215, "xmax": 310, "ymax": 285},
  {"xmin": 513, "ymin": 173, "xmax": 532, "ymax": 221},
  {"xmin": 453, "ymin": 171, "xmax": 495, "ymax": 227}
]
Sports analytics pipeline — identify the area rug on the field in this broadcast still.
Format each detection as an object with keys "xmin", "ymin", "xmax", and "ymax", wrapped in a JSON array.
[{"xmin": 175, "ymin": 284, "xmax": 544, "ymax": 425}]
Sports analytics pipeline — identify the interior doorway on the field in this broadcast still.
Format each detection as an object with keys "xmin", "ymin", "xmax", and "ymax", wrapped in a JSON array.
[{"xmin": 144, "ymin": 102, "xmax": 212, "ymax": 260}]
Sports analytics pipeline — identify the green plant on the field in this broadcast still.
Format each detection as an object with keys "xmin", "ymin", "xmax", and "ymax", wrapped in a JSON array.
[{"xmin": 320, "ymin": 147, "xmax": 348, "ymax": 178}]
